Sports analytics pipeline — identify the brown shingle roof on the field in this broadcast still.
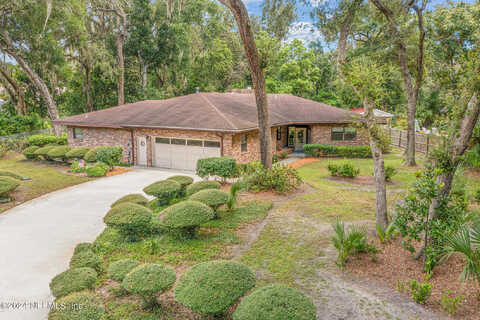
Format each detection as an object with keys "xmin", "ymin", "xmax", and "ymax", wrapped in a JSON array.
[{"xmin": 53, "ymin": 92, "xmax": 361, "ymax": 132}]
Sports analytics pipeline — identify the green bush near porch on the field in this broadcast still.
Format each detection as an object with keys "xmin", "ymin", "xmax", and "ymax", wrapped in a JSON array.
[
  {"xmin": 196, "ymin": 157, "xmax": 237, "ymax": 181},
  {"xmin": 303, "ymin": 144, "xmax": 371, "ymax": 158}
]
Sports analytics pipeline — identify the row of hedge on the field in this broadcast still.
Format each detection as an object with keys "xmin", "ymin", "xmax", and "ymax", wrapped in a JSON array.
[
  {"xmin": 24, "ymin": 144, "xmax": 122, "ymax": 164},
  {"xmin": 303, "ymin": 144, "xmax": 372, "ymax": 158}
]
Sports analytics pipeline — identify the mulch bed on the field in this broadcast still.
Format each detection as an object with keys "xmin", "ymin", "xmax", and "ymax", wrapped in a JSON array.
[
  {"xmin": 325, "ymin": 175, "xmax": 398, "ymax": 186},
  {"xmin": 348, "ymin": 238, "xmax": 479, "ymax": 319},
  {"xmin": 106, "ymin": 167, "xmax": 131, "ymax": 177},
  {"xmin": 287, "ymin": 157, "xmax": 320, "ymax": 168}
]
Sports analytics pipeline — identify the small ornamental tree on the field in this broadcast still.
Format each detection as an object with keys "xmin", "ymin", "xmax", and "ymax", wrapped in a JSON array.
[
  {"xmin": 84, "ymin": 147, "xmax": 100, "ymax": 163},
  {"xmin": 23, "ymin": 145, "xmax": 40, "ymax": 160},
  {"xmin": 196, "ymin": 157, "xmax": 237, "ymax": 182},
  {"xmin": 104, "ymin": 203, "xmax": 153, "ymax": 241},
  {"xmin": 189, "ymin": 189, "xmax": 228, "ymax": 215},
  {"xmin": 156, "ymin": 200, "xmax": 214, "ymax": 238},
  {"xmin": 167, "ymin": 175, "xmax": 194, "ymax": 197},
  {"xmin": 49, "ymin": 267, "xmax": 97, "ymax": 298},
  {"xmin": 233, "ymin": 284, "xmax": 317, "ymax": 320},
  {"xmin": 186, "ymin": 180, "xmax": 221, "ymax": 196},
  {"xmin": 122, "ymin": 263, "xmax": 176, "ymax": 308},
  {"xmin": 111, "ymin": 194, "xmax": 149, "ymax": 208},
  {"xmin": 0, "ymin": 176, "xmax": 20, "ymax": 200},
  {"xmin": 65, "ymin": 147, "xmax": 90, "ymax": 160},
  {"xmin": 47, "ymin": 146, "xmax": 72, "ymax": 162},
  {"xmin": 143, "ymin": 180, "xmax": 181, "ymax": 205},
  {"xmin": 107, "ymin": 259, "xmax": 141, "ymax": 282},
  {"xmin": 48, "ymin": 291, "xmax": 105, "ymax": 320},
  {"xmin": 175, "ymin": 260, "xmax": 256, "ymax": 316},
  {"xmin": 96, "ymin": 146, "xmax": 123, "ymax": 169}
]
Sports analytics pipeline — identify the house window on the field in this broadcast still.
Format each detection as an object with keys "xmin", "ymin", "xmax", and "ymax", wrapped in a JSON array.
[
  {"xmin": 73, "ymin": 128, "xmax": 83, "ymax": 139},
  {"xmin": 276, "ymin": 128, "xmax": 282, "ymax": 141},
  {"xmin": 331, "ymin": 127, "xmax": 357, "ymax": 141},
  {"xmin": 241, "ymin": 134, "xmax": 247, "ymax": 152}
]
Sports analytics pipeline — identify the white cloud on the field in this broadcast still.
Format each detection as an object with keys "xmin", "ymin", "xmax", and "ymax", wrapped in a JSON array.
[{"xmin": 286, "ymin": 21, "xmax": 321, "ymax": 44}]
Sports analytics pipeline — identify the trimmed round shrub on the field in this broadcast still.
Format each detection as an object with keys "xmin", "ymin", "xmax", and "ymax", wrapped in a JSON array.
[
  {"xmin": 189, "ymin": 189, "xmax": 228, "ymax": 211},
  {"xmin": 27, "ymin": 134, "xmax": 67, "ymax": 147},
  {"xmin": 167, "ymin": 175, "xmax": 194, "ymax": 196},
  {"xmin": 111, "ymin": 193, "xmax": 149, "ymax": 208},
  {"xmin": 34, "ymin": 145, "xmax": 57, "ymax": 160},
  {"xmin": 107, "ymin": 259, "xmax": 141, "ymax": 282},
  {"xmin": 157, "ymin": 200, "xmax": 214, "ymax": 237},
  {"xmin": 104, "ymin": 202, "xmax": 152, "ymax": 241},
  {"xmin": 0, "ymin": 170, "xmax": 23, "ymax": 180},
  {"xmin": 48, "ymin": 291, "xmax": 105, "ymax": 320},
  {"xmin": 143, "ymin": 180, "xmax": 181, "ymax": 205},
  {"xmin": 86, "ymin": 162, "xmax": 109, "ymax": 177},
  {"xmin": 73, "ymin": 242, "xmax": 94, "ymax": 255},
  {"xmin": 0, "ymin": 176, "xmax": 20, "ymax": 198},
  {"xmin": 69, "ymin": 250, "xmax": 101, "ymax": 271},
  {"xmin": 47, "ymin": 146, "xmax": 72, "ymax": 161},
  {"xmin": 175, "ymin": 260, "xmax": 256, "ymax": 315},
  {"xmin": 186, "ymin": 180, "xmax": 221, "ymax": 196},
  {"xmin": 50, "ymin": 267, "xmax": 97, "ymax": 298},
  {"xmin": 122, "ymin": 263, "xmax": 176, "ymax": 307},
  {"xmin": 83, "ymin": 147, "xmax": 99, "ymax": 163},
  {"xmin": 232, "ymin": 284, "xmax": 317, "ymax": 320},
  {"xmin": 23, "ymin": 145, "xmax": 40, "ymax": 160},
  {"xmin": 65, "ymin": 147, "xmax": 90, "ymax": 160}
]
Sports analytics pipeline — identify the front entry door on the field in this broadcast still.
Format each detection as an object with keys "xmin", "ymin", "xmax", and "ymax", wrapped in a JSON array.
[
  {"xmin": 294, "ymin": 128, "xmax": 307, "ymax": 152},
  {"xmin": 137, "ymin": 137, "xmax": 147, "ymax": 166}
]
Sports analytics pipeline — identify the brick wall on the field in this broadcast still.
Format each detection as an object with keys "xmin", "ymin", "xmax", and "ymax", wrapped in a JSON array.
[
  {"xmin": 67, "ymin": 127, "xmax": 133, "ymax": 163},
  {"xmin": 310, "ymin": 124, "xmax": 369, "ymax": 146}
]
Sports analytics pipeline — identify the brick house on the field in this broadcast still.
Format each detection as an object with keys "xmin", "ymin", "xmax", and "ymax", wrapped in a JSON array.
[{"xmin": 53, "ymin": 92, "xmax": 368, "ymax": 170}]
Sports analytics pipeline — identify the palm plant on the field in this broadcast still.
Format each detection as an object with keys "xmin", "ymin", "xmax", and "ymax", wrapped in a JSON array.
[
  {"xmin": 442, "ymin": 222, "xmax": 480, "ymax": 288},
  {"xmin": 331, "ymin": 220, "xmax": 370, "ymax": 270},
  {"xmin": 226, "ymin": 181, "xmax": 243, "ymax": 212}
]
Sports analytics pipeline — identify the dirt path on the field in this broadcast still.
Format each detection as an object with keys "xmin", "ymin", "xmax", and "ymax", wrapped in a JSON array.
[{"xmin": 233, "ymin": 183, "xmax": 446, "ymax": 320}]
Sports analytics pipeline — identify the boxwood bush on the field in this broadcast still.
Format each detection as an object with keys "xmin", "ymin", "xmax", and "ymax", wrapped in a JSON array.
[
  {"xmin": 23, "ymin": 145, "xmax": 40, "ymax": 160},
  {"xmin": 48, "ymin": 291, "xmax": 105, "ymax": 320},
  {"xmin": 27, "ymin": 134, "xmax": 67, "ymax": 147},
  {"xmin": 83, "ymin": 147, "xmax": 99, "ymax": 163},
  {"xmin": 104, "ymin": 202, "xmax": 152, "ymax": 241},
  {"xmin": 143, "ymin": 180, "xmax": 181, "ymax": 205},
  {"xmin": 47, "ymin": 146, "xmax": 72, "ymax": 161},
  {"xmin": 0, "ymin": 176, "xmax": 20, "ymax": 199},
  {"xmin": 327, "ymin": 161, "xmax": 360, "ymax": 178},
  {"xmin": 107, "ymin": 259, "xmax": 141, "ymax": 282},
  {"xmin": 196, "ymin": 157, "xmax": 237, "ymax": 182},
  {"xmin": 189, "ymin": 189, "xmax": 228, "ymax": 212},
  {"xmin": 175, "ymin": 260, "xmax": 255, "ymax": 315},
  {"xmin": 303, "ymin": 144, "xmax": 372, "ymax": 158},
  {"xmin": 186, "ymin": 180, "xmax": 221, "ymax": 196},
  {"xmin": 34, "ymin": 145, "xmax": 57, "ymax": 160},
  {"xmin": 69, "ymin": 250, "xmax": 101, "ymax": 271},
  {"xmin": 156, "ymin": 200, "xmax": 214, "ymax": 237},
  {"xmin": 49, "ymin": 267, "xmax": 97, "ymax": 298},
  {"xmin": 96, "ymin": 146, "xmax": 123, "ymax": 168},
  {"xmin": 65, "ymin": 147, "xmax": 90, "ymax": 160},
  {"xmin": 122, "ymin": 263, "xmax": 176, "ymax": 307},
  {"xmin": 167, "ymin": 175, "xmax": 194, "ymax": 196},
  {"xmin": 86, "ymin": 162, "xmax": 109, "ymax": 177},
  {"xmin": 0, "ymin": 170, "xmax": 23, "ymax": 180},
  {"xmin": 73, "ymin": 242, "xmax": 94, "ymax": 255},
  {"xmin": 233, "ymin": 284, "xmax": 317, "ymax": 320},
  {"xmin": 111, "ymin": 193, "xmax": 149, "ymax": 208}
]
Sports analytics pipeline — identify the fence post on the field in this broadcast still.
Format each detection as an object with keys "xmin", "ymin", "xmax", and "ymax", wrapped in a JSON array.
[{"xmin": 398, "ymin": 130, "xmax": 402, "ymax": 147}]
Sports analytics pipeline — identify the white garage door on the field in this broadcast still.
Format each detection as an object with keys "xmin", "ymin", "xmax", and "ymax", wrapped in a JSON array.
[{"xmin": 154, "ymin": 137, "xmax": 221, "ymax": 171}]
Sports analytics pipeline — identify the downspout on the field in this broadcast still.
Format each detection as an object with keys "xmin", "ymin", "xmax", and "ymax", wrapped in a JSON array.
[
  {"xmin": 130, "ymin": 129, "xmax": 135, "ymax": 165},
  {"xmin": 216, "ymin": 133, "xmax": 225, "ymax": 156}
]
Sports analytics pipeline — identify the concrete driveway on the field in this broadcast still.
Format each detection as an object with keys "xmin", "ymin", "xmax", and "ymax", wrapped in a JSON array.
[{"xmin": 0, "ymin": 168, "xmax": 198, "ymax": 320}]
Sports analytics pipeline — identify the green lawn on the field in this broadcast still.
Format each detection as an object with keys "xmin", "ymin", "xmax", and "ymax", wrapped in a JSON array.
[{"xmin": 0, "ymin": 154, "xmax": 92, "ymax": 213}]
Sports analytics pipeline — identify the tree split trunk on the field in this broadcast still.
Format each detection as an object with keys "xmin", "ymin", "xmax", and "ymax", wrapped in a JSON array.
[
  {"xmin": 219, "ymin": 0, "xmax": 273, "ymax": 169},
  {"xmin": 0, "ymin": 66, "xmax": 26, "ymax": 115}
]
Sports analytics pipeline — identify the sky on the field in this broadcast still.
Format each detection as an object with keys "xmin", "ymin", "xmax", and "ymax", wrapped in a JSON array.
[{"xmin": 244, "ymin": 0, "xmax": 475, "ymax": 45}]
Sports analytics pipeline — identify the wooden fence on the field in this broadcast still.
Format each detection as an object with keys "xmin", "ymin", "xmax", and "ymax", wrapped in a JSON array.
[{"xmin": 385, "ymin": 127, "xmax": 443, "ymax": 154}]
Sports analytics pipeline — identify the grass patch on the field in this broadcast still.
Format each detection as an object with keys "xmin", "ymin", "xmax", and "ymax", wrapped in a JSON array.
[{"xmin": 0, "ymin": 154, "xmax": 91, "ymax": 213}]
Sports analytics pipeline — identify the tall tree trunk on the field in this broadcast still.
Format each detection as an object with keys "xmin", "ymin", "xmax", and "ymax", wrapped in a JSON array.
[
  {"xmin": 1, "ymin": 31, "xmax": 60, "ymax": 134},
  {"xmin": 415, "ymin": 92, "xmax": 480, "ymax": 259},
  {"xmin": 116, "ymin": 14, "xmax": 126, "ymax": 106},
  {"xmin": 0, "ymin": 65, "xmax": 26, "ymax": 115},
  {"xmin": 139, "ymin": 55, "xmax": 148, "ymax": 91},
  {"xmin": 85, "ymin": 64, "xmax": 93, "ymax": 112},
  {"xmin": 219, "ymin": 0, "xmax": 273, "ymax": 169}
]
